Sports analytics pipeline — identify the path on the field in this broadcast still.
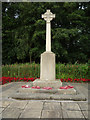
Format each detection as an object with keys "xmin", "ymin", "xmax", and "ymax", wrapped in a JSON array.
[{"xmin": 0, "ymin": 82, "xmax": 89, "ymax": 119}]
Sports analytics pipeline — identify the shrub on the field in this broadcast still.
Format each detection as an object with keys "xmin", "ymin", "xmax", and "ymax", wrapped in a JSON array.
[{"xmin": 2, "ymin": 63, "xmax": 89, "ymax": 79}]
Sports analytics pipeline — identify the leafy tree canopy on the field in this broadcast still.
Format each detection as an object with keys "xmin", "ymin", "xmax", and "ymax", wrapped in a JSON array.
[{"xmin": 2, "ymin": 2, "xmax": 90, "ymax": 64}]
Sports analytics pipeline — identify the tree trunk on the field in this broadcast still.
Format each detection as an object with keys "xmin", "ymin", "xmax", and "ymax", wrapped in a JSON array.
[{"xmin": 30, "ymin": 54, "xmax": 32, "ymax": 63}]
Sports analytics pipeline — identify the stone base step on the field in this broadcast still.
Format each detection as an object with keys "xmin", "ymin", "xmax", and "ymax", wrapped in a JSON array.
[
  {"xmin": 33, "ymin": 79, "xmax": 62, "ymax": 89},
  {"xmin": 10, "ymin": 92, "xmax": 86, "ymax": 101},
  {"xmin": 17, "ymin": 88, "xmax": 76, "ymax": 95}
]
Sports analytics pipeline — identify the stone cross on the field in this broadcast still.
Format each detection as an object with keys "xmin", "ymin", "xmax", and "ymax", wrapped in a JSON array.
[
  {"xmin": 42, "ymin": 10, "xmax": 55, "ymax": 52},
  {"xmin": 33, "ymin": 10, "xmax": 62, "ymax": 88}
]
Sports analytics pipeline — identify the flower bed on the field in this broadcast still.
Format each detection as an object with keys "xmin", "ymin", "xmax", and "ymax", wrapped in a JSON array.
[
  {"xmin": 0, "ymin": 77, "xmax": 36, "ymax": 85},
  {"xmin": 61, "ymin": 78, "xmax": 90, "ymax": 82},
  {"xmin": 0, "ymin": 77, "xmax": 90, "ymax": 85}
]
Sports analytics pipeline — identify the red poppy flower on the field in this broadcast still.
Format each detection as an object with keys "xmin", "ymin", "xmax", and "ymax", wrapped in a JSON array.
[
  {"xmin": 61, "ymin": 78, "xmax": 63, "ymax": 82},
  {"xmin": 59, "ymin": 86, "xmax": 68, "ymax": 89},
  {"xmin": 22, "ymin": 85, "xmax": 30, "ymax": 88},
  {"xmin": 59, "ymin": 85, "xmax": 74, "ymax": 89},
  {"xmin": 32, "ymin": 86, "xmax": 40, "ymax": 89},
  {"xmin": 42, "ymin": 87, "xmax": 52, "ymax": 90}
]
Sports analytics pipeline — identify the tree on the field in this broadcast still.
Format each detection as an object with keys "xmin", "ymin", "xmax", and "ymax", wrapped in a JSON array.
[{"xmin": 2, "ymin": 2, "xmax": 90, "ymax": 64}]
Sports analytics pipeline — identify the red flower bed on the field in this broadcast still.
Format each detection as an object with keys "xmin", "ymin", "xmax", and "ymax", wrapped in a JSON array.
[
  {"xmin": 60, "ymin": 78, "xmax": 90, "ymax": 82},
  {"xmin": 0, "ymin": 77, "xmax": 90, "ymax": 85},
  {"xmin": 0, "ymin": 77, "xmax": 36, "ymax": 85}
]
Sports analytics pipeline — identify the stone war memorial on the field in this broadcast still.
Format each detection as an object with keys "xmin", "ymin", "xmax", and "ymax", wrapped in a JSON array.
[
  {"xmin": 33, "ymin": 9, "xmax": 62, "ymax": 88},
  {"xmin": 11, "ymin": 10, "xmax": 87, "ymax": 101}
]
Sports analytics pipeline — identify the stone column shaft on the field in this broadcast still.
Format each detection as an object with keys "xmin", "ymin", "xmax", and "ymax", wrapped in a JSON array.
[{"xmin": 46, "ymin": 22, "xmax": 51, "ymax": 52}]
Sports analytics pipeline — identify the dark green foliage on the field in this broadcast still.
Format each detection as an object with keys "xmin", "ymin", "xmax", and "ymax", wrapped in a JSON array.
[
  {"xmin": 2, "ymin": 63, "xmax": 89, "ymax": 79},
  {"xmin": 2, "ymin": 63, "xmax": 40, "ymax": 78},
  {"xmin": 2, "ymin": 2, "xmax": 90, "ymax": 64},
  {"xmin": 87, "ymin": 59, "xmax": 90, "ymax": 78},
  {"xmin": 56, "ymin": 63, "xmax": 89, "ymax": 79}
]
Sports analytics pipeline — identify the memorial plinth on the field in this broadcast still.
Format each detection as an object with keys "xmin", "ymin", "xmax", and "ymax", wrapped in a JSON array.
[
  {"xmin": 40, "ymin": 51, "xmax": 55, "ymax": 81},
  {"xmin": 33, "ymin": 10, "xmax": 62, "ymax": 88},
  {"xmin": 33, "ymin": 52, "xmax": 62, "ymax": 88}
]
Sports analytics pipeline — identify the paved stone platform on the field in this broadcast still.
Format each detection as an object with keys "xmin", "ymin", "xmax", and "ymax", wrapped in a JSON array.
[
  {"xmin": 17, "ymin": 87, "xmax": 76, "ymax": 95},
  {"xmin": 0, "ymin": 82, "xmax": 89, "ymax": 119},
  {"xmin": 10, "ymin": 87, "xmax": 86, "ymax": 101},
  {"xmin": 9, "ymin": 81, "xmax": 87, "ymax": 101}
]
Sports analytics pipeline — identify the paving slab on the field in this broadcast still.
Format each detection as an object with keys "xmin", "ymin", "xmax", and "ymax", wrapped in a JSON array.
[
  {"xmin": 67, "ymin": 83, "xmax": 88, "ymax": 98},
  {"xmin": 0, "ymin": 114, "xmax": 2, "ymax": 120},
  {"xmin": 0, "ymin": 101, "xmax": 2, "ymax": 108},
  {"xmin": 81, "ymin": 111, "xmax": 88, "ymax": 119},
  {"xmin": 2, "ymin": 82, "xmax": 14, "ymax": 92},
  {"xmin": 43, "ymin": 102, "xmax": 61, "ymax": 110},
  {"xmin": 0, "ymin": 108, "xmax": 4, "ymax": 114},
  {"xmin": 2, "ymin": 101, "xmax": 13, "ymax": 108},
  {"xmin": 61, "ymin": 102, "xmax": 86, "ymax": 119},
  {"xmin": 41, "ymin": 110, "xmax": 62, "ymax": 118},
  {"xmin": 2, "ymin": 107, "xmax": 23, "ymax": 118},
  {"xmin": 41, "ymin": 102, "xmax": 63, "ymax": 118},
  {"xmin": 2, "ymin": 82, "xmax": 32, "ymax": 92},
  {"xmin": 2, "ymin": 82, "xmax": 32, "ymax": 99},
  {"xmin": 78, "ymin": 102, "xmax": 88, "ymax": 111},
  {"xmin": 63, "ymin": 111, "xmax": 85, "ymax": 118},
  {"xmin": 61, "ymin": 102, "xmax": 81, "ymax": 111},
  {"xmin": 25, "ymin": 101, "xmax": 43, "ymax": 110},
  {"xmin": 8, "ymin": 100, "xmax": 28, "ymax": 109},
  {"xmin": 62, "ymin": 109, "xmax": 69, "ymax": 118},
  {"xmin": 19, "ymin": 110, "xmax": 41, "ymax": 118}
]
